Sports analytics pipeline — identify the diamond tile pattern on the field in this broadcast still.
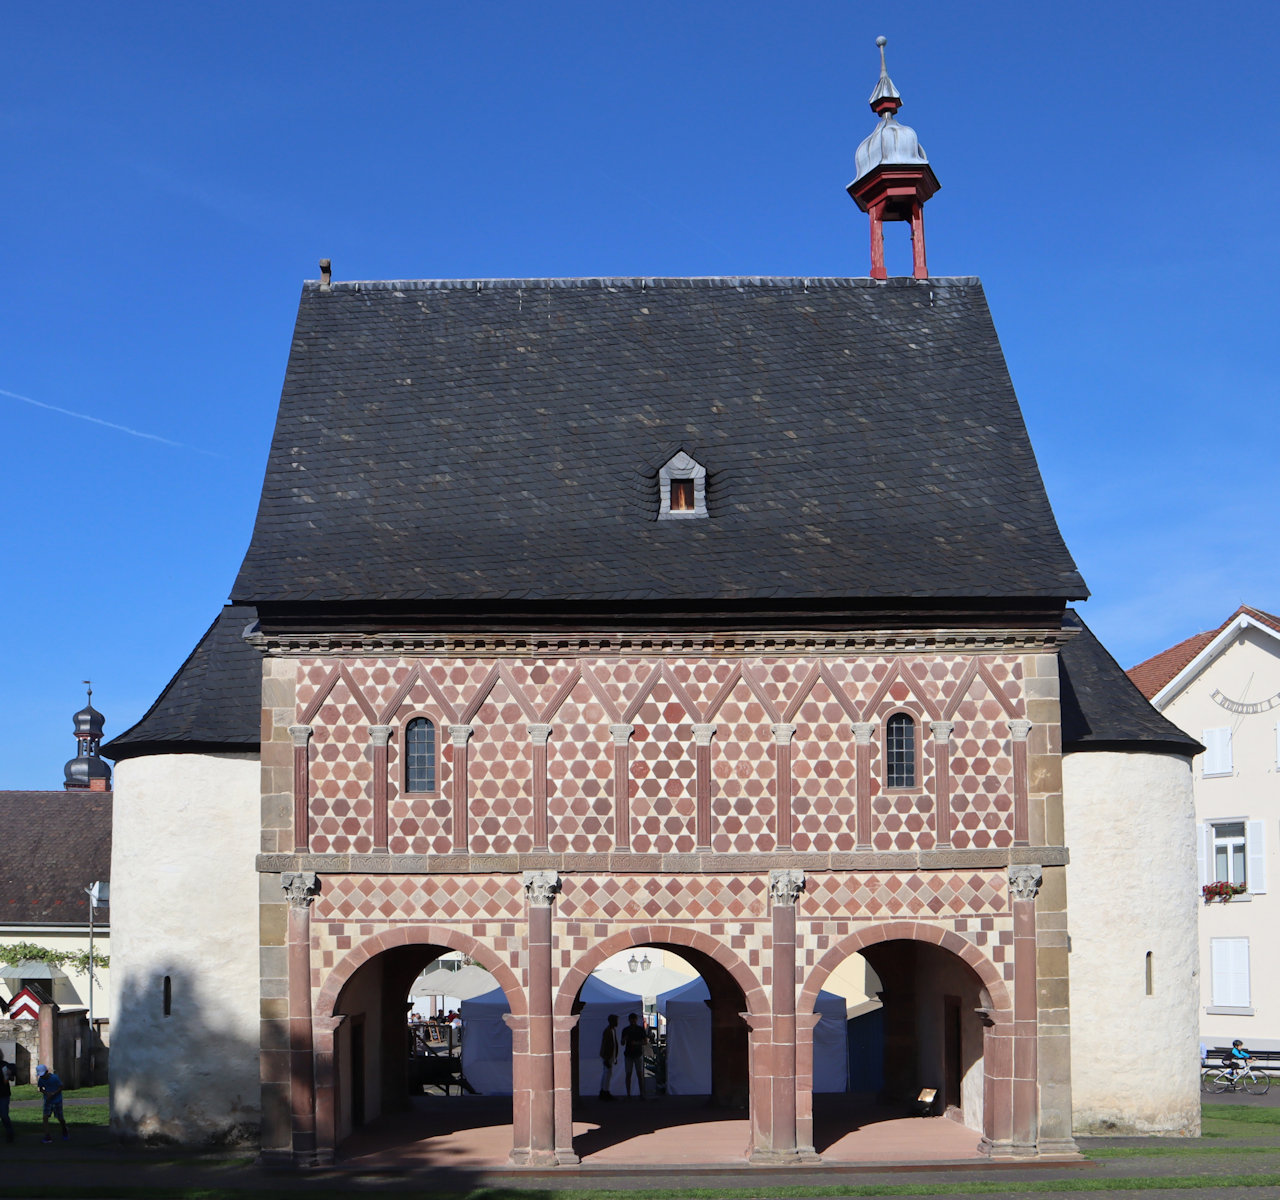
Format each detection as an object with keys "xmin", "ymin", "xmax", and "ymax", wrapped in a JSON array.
[
  {"xmin": 559, "ymin": 874, "xmax": 769, "ymax": 920},
  {"xmin": 801, "ymin": 871, "xmax": 1008, "ymax": 920},
  {"xmin": 316, "ymin": 874, "xmax": 526, "ymax": 921},
  {"xmin": 295, "ymin": 652, "xmax": 1028, "ymax": 857}
]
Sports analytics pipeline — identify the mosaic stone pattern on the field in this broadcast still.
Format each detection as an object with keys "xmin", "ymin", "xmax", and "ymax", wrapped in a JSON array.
[
  {"xmin": 558, "ymin": 874, "xmax": 769, "ymax": 921},
  {"xmin": 801, "ymin": 871, "xmax": 1008, "ymax": 920},
  {"xmin": 294, "ymin": 653, "xmax": 1028, "ymax": 856},
  {"xmin": 314, "ymin": 874, "xmax": 527, "ymax": 921}
]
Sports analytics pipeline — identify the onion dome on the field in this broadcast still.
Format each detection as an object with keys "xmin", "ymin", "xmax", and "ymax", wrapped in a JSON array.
[
  {"xmin": 72, "ymin": 700, "xmax": 106, "ymax": 741},
  {"xmin": 63, "ymin": 683, "xmax": 111, "ymax": 790},
  {"xmin": 64, "ymin": 753, "xmax": 112, "ymax": 789},
  {"xmin": 852, "ymin": 37, "xmax": 931, "ymax": 186}
]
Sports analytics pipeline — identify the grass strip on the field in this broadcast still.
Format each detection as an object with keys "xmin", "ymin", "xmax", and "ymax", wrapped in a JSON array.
[
  {"xmin": 1090, "ymin": 1143, "xmax": 1280, "ymax": 1158},
  {"xmin": 1202, "ymin": 1105, "xmax": 1280, "ymax": 1125}
]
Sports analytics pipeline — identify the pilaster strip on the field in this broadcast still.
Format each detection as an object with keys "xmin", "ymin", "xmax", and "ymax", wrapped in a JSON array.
[
  {"xmin": 289, "ymin": 725, "xmax": 313, "ymax": 853},
  {"xmin": 449, "ymin": 725, "xmax": 473, "ymax": 852},
  {"xmin": 930, "ymin": 720, "xmax": 954, "ymax": 847},
  {"xmin": 771, "ymin": 723, "xmax": 796, "ymax": 849},
  {"xmin": 610, "ymin": 724, "xmax": 633, "ymax": 851},
  {"xmin": 1010, "ymin": 720, "xmax": 1032, "ymax": 845},
  {"xmin": 528, "ymin": 724, "xmax": 553, "ymax": 850},
  {"xmin": 369, "ymin": 724, "xmax": 392, "ymax": 853},
  {"xmin": 851, "ymin": 722, "xmax": 874, "ymax": 851},
  {"xmin": 693, "ymin": 724, "xmax": 715, "ymax": 848}
]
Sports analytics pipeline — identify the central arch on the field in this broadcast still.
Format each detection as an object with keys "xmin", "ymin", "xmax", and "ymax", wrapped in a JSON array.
[{"xmin": 312, "ymin": 926, "xmax": 528, "ymax": 1164}]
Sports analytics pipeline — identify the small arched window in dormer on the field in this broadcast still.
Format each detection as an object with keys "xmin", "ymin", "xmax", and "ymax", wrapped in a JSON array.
[
  {"xmin": 405, "ymin": 718, "xmax": 437, "ymax": 793},
  {"xmin": 658, "ymin": 451, "xmax": 707, "ymax": 520},
  {"xmin": 885, "ymin": 713, "xmax": 917, "ymax": 788}
]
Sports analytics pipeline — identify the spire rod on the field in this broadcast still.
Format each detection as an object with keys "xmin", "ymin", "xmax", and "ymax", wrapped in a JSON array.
[{"xmin": 868, "ymin": 35, "xmax": 902, "ymax": 115}]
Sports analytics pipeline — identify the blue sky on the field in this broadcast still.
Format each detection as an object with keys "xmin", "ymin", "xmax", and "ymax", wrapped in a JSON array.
[{"xmin": 3, "ymin": 2, "xmax": 1278, "ymax": 789}]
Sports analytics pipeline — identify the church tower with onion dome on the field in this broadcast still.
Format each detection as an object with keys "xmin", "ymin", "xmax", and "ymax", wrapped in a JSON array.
[
  {"xmin": 848, "ymin": 37, "xmax": 940, "ymax": 279},
  {"xmin": 64, "ymin": 683, "xmax": 112, "ymax": 791}
]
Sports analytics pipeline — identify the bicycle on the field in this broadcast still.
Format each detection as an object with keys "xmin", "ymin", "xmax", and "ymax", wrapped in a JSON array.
[{"xmin": 1202, "ymin": 1061, "xmax": 1271, "ymax": 1094}]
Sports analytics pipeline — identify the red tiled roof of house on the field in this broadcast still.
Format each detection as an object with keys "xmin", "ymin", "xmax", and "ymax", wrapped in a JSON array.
[{"xmin": 1127, "ymin": 605, "xmax": 1280, "ymax": 700}]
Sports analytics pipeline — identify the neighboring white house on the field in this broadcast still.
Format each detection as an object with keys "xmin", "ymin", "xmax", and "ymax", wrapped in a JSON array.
[{"xmin": 1129, "ymin": 605, "xmax": 1280, "ymax": 1051}]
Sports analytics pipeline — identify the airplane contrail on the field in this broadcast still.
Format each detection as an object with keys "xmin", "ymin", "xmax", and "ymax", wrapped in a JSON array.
[{"xmin": 1, "ymin": 387, "xmax": 223, "ymax": 457}]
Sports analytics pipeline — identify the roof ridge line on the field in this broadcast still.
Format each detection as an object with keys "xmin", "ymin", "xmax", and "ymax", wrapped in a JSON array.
[{"xmin": 303, "ymin": 275, "xmax": 983, "ymax": 293}]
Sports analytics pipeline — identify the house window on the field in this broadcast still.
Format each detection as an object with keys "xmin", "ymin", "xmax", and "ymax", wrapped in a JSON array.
[
  {"xmin": 1210, "ymin": 937, "xmax": 1251, "ymax": 1009},
  {"xmin": 1202, "ymin": 727, "xmax": 1233, "ymax": 777},
  {"xmin": 885, "ymin": 713, "xmax": 917, "ymax": 788},
  {"xmin": 670, "ymin": 479, "xmax": 695, "ymax": 511},
  {"xmin": 405, "ymin": 718, "xmax": 436, "ymax": 793},
  {"xmin": 657, "ymin": 451, "xmax": 708, "ymax": 520},
  {"xmin": 1199, "ymin": 819, "xmax": 1266, "ymax": 894}
]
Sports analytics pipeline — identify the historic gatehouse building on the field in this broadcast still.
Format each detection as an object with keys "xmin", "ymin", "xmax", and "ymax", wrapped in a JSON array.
[{"xmin": 104, "ymin": 42, "xmax": 1202, "ymax": 1162}]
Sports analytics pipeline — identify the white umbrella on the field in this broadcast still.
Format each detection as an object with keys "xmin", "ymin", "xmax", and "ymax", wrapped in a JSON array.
[
  {"xmin": 410, "ymin": 963, "xmax": 499, "ymax": 1001},
  {"xmin": 591, "ymin": 964, "xmax": 697, "ymax": 999}
]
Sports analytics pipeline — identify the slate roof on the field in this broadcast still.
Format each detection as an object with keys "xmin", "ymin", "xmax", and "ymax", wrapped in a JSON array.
[
  {"xmin": 103, "ymin": 606, "xmax": 262, "ymax": 761},
  {"xmin": 231, "ymin": 276, "xmax": 1086, "ymax": 610},
  {"xmin": 0, "ymin": 790, "xmax": 111, "ymax": 926},
  {"xmin": 1127, "ymin": 605, "xmax": 1280, "ymax": 700},
  {"xmin": 1059, "ymin": 611, "xmax": 1201, "ymax": 756}
]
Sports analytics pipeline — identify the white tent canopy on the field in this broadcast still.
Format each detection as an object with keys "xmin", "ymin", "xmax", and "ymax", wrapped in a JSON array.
[
  {"xmin": 460, "ymin": 973, "xmax": 849, "ymax": 1096},
  {"xmin": 411, "ymin": 963, "xmax": 500, "ymax": 1001}
]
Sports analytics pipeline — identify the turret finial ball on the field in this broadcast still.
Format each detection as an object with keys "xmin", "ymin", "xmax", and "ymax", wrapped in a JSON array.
[{"xmin": 876, "ymin": 36, "xmax": 887, "ymax": 47}]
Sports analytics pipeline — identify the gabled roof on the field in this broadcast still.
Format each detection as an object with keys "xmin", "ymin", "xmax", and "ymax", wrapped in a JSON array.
[
  {"xmin": 103, "ymin": 606, "xmax": 262, "ymax": 761},
  {"xmin": 0, "ymin": 790, "xmax": 111, "ymax": 925},
  {"xmin": 1059, "ymin": 611, "xmax": 1202, "ymax": 757},
  {"xmin": 231, "ymin": 276, "xmax": 1086, "ymax": 612},
  {"xmin": 1127, "ymin": 605, "xmax": 1280, "ymax": 704}
]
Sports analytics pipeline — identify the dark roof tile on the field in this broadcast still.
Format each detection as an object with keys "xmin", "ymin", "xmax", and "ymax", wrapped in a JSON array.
[{"xmin": 0, "ymin": 791, "xmax": 111, "ymax": 925}]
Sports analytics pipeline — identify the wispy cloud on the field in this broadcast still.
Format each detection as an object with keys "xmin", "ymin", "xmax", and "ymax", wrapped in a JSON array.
[{"xmin": 1, "ymin": 387, "xmax": 223, "ymax": 457}]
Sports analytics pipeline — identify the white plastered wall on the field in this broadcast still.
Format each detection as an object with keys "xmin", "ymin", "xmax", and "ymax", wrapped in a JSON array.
[
  {"xmin": 1063, "ymin": 749, "xmax": 1200, "ymax": 1134},
  {"xmin": 108, "ymin": 752, "xmax": 261, "ymax": 1143}
]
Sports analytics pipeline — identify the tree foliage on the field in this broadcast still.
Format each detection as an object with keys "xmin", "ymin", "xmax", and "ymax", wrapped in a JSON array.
[{"xmin": 0, "ymin": 942, "xmax": 109, "ymax": 974}]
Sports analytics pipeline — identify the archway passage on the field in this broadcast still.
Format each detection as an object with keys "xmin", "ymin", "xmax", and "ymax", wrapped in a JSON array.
[
  {"xmin": 566, "ymin": 943, "xmax": 753, "ymax": 1165},
  {"xmin": 804, "ymin": 938, "xmax": 993, "ymax": 1162},
  {"xmin": 317, "ymin": 936, "xmax": 523, "ymax": 1167}
]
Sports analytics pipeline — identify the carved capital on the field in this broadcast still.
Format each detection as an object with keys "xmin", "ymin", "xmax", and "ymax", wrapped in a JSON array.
[
  {"xmin": 522, "ymin": 870, "xmax": 561, "ymax": 907},
  {"xmin": 851, "ymin": 722, "xmax": 874, "ymax": 746},
  {"xmin": 1008, "ymin": 864, "xmax": 1042, "ymax": 903},
  {"xmin": 930, "ymin": 720, "xmax": 954, "ymax": 744},
  {"xmin": 693, "ymin": 724, "xmax": 716, "ymax": 746},
  {"xmin": 609, "ymin": 724, "xmax": 633, "ymax": 746},
  {"xmin": 769, "ymin": 868, "xmax": 806, "ymax": 907},
  {"xmin": 449, "ymin": 724, "xmax": 474, "ymax": 747},
  {"xmin": 1009, "ymin": 719, "xmax": 1032, "ymax": 742},
  {"xmin": 289, "ymin": 725, "xmax": 313, "ymax": 748},
  {"xmin": 368, "ymin": 724, "xmax": 393, "ymax": 747},
  {"xmin": 770, "ymin": 723, "xmax": 797, "ymax": 745},
  {"xmin": 527, "ymin": 723, "xmax": 553, "ymax": 746},
  {"xmin": 282, "ymin": 871, "xmax": 320, "ymax": 908}
]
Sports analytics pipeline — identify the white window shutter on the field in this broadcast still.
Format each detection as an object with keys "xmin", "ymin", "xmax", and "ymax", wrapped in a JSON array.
[
  {"xmin": 1212, "ymin": 938, "xmax": 1251, "ymax": 1008},
  {"xmin": 1203, "ymin": 727, "xmax": 1233, "ymax": 776},
  {"xmin": 1197, "ymin": 823, "xmax": 1210, "ymax": 886},
  {"xmin": 1248, "ymin": 820, "xmax": 1267, "ymax": 894}
]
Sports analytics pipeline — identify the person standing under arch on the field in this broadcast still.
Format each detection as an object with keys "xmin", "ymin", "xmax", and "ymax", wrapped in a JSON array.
[{"xmin": 599, "ymin": 1014, "xmax": 619, "ymax": 1100}]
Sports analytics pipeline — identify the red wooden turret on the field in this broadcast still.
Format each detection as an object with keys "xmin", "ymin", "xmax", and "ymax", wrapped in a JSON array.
[{"xmin": 847, "ymin": 37, "xmax": 940, "ymax": 280}]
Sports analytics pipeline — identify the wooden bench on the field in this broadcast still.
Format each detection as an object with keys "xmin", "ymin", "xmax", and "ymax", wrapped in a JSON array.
[{"xmin": 1205, "ymin": 1046, "xmax": 1280, "ymax": 1067}]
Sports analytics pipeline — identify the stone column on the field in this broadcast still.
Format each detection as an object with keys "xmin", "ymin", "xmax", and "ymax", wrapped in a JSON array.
[
  {"xmin": 1009, "ymin": 864, "xmax": 1041, "ymax": 1156},
  {"xmin": 1010, "ymin": 720, "xmax": 1032, "ymax": 846},
  {"xmin": 930, "ymin": 720, "xmax": 954, "ymax": 846},
  {"xmin": 610, "ymin": 725, "xmax": 633, "ymax": 851},
  {"xmin": 771, "ymin": 724, "xmax": 796, "ymax": 848},
  {"xmin": 851, "ymin": 723, "xmax": 874, "ymax": 850},
  {"xmin": 449, "ymin": 725, "xmax": 473, "ymax": 852},
  {"xmin": 513, "ymin": 870, "xmax": 560, "ymax": 1166},
  {"xmin": 552, "ymin": 1013, "xmax": 581, "ymax": 1164},
  {"xmin": 369, "ymin": 725, "xmax": 392, "ymax": 853},
  {"xmin": 693, "ymin": 724, "xmax": 715, "ymax": 848},
  {"xmin": 289, "ymin": 725, "xmax": 313, "ymax": 853},
  {"xmin": 752, "ymin": 869, "xmax": 805, "ymax": 1162},
  {"xmin": 312, "ymin": 1013, "xmax": 346, "ymax": 1166},
  {"xmin": 283, "ymin": 871, "xmax": 320, "ymax": 1164},
  {"xmin": 528, "ymin": 724, "xmax": 553, "ymax": 850}
]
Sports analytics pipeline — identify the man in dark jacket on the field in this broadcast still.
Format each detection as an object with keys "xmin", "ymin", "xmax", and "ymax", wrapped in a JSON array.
[{"xmin": 599, "ymin": 1013, "xmax": 619, "ymax": 1100}]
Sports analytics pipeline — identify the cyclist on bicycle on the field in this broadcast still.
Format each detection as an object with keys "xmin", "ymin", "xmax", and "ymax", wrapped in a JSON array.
[{"xmin": 1229, "ymin": 1039, "xmax": 1251, "ymax": 1077}]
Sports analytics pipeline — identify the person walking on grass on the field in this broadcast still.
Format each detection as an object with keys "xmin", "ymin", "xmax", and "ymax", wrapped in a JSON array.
[
  {"xmin": 0, "ymin": 1049, "xmax": 13, "ymax": 1142},
  {"xmin": 599, "ymin": 1013, "xmax": 619, "ymax": 1100},
  {"xmin": 35, "ymin": 1065, "xmax": 67, "ymax": 1143}
]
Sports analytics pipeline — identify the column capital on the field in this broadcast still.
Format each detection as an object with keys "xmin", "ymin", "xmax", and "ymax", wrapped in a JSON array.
[
  {"xmin": 1009, "ymin": 719, "xmax": 1032, "ymax": 742},
  {"xmin": 769, "ymin": 868, "xmax": 806, "ymax": 907},
  {"xmin": 693, "ymin": 724, "xmax": 716, "ymax": 746},
  {"xmin": 1008, "ymin": 863, "xmax": 1042, "ymax": 902},
  {"xmin": 449, "ymin": 724, "xmax": 474, "ymax": 747},
  {"xmin": 282, "ymin": 871, "xmax": 320, "ymax": 909},
  {"xmin": 929, "ymin": 720, "xmax": 954, "ymax": 743},
  {"xmin": 609, "ymin": 724, "xmax": 633, "ymax": 745},
  {"xmin": 522, "ymin": 870, "xmax": 562, "ymax": 907},
  {"xmin": 850, "ymin": 722, "xmax": 874, "ymax": 746},
  {"xmin": 368, "ymin": 724, "xmax": 393, "ymax": 747},
  {"xmin": 289, "ymin": 725, "xmax": 313, "ymax": 748},
  {"xmin": 527, "ymin": 723, "xmax": 553, "ymax": 746},
  {"xmin": 770, "ymin": 723, "xmax": 797, "ymax": 745}
]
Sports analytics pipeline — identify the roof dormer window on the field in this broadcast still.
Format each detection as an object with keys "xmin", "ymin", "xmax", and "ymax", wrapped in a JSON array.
[{"xmin": 658, "ymin": 451, "xmax": 707, "ymax": 520}]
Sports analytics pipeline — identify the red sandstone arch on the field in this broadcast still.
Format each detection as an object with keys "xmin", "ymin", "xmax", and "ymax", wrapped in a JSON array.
[
  {"xmin": 553, "ymin": 924, "xmax": 768, "ymax": 1018},
  {"xmin": 798, "ymin": 919, "xmax": 1011, "ymax": 1017},
  {"xmin": 315, "ymin": 924, "xmax": 528, "ymax": 1019}
]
